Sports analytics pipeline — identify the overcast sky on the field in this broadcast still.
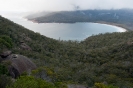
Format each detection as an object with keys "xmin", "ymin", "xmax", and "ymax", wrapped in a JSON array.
[{"xmin": 0, "ymin": 0, "xmax": 133, "ymax": 12}]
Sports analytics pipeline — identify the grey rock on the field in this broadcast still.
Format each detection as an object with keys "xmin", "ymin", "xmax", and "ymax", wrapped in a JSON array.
[
  {"xmin": 2, "ymin": 54, "xmax": 36, "ymax": 78},
  {"xmin": 0, "ymin": 51, "xmax": 12, "ymax": 58},
  {"xmin": 20, "ymin": 43, "xmax": 32, "ymax": 50}
]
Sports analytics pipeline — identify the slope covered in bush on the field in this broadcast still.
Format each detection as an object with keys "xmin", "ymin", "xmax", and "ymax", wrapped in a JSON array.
[{"xmin": 0, "ymin": 15, "xmax": 133, "ymax": 87}]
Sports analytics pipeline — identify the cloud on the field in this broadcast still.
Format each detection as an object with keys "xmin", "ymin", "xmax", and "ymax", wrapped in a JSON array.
[{"xmin": 0, "ymin": 0, "xmax": 133, "ymax": 12}]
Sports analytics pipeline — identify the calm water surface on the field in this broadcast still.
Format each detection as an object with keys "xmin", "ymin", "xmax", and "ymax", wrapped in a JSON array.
[{"xmin": 1, "ymin": 12, "xmax": 126, "ymax": 41}]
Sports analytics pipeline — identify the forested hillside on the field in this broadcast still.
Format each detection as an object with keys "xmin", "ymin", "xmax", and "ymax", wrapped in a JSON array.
[
  {"xmin": 1, "ymin": 15, "xmax": 133, "ymax": 88},
  {"xmin": 27, "ymin": 9, "xmax": 133, "ymax": 30}
]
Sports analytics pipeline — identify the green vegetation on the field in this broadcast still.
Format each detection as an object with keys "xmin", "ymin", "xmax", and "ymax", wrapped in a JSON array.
[
  {"xmin": 0, "ymin": 35, "xmax": 13, "ymax": 51},
  {"xmin": 0, "ymin": 75, "xmax": 12, "ymax": 88},
  {"xmin": 94, "ymin": 83, "xmax": 118, "ymax": 88},
  {"xmin": 27, "ymin": 9, "xmax": 133, "ymax": 30},
  {"xmin": 1, "ymin": 13, "xmax": 133, "ymax": 87},
  {"xmin": 7, "ymin": 76, "xmax": 67, "ymax": 88},
  {"xmin": 0, "ymin": 64, "xmax": 9, "ymax": 76}
]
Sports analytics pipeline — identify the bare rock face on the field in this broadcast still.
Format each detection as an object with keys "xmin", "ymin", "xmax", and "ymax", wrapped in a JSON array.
[
  {"xmin": 0, "ymin": 51, "xmax": 12, "ymax": 58},
  {"xmin": 2, "ymin": 54, "xmax": 36, "ymax": 78},
  {"xmin": 20, "ymin": 43, "xmax": 32, "ymax": 51}
]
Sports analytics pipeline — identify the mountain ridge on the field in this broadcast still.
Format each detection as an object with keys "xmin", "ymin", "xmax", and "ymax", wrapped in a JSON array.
[
  {"xmin": 1, "ymin": 13, "xmax": 133, "ymax": 87},
  {"xmin": 27, "ymin": 9, "xmax": 133, "ymax": 31}
]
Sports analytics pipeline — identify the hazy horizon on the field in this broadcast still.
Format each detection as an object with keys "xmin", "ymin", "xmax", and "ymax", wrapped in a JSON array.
[{"xmin": 0, "ymin": 0, "xmax": 133, "ymax": 13}]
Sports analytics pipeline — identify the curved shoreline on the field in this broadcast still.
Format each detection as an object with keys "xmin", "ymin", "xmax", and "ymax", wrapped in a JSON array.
[
  {"xmin": 94, "ymin": 21, "xmax": 128, "ymax": 32},
  {"xmin": 28, "ymin": 19, "xmax": 128, "ymax": 32},
  {"xmin": 96, "ymin": 23, "xmax": 127, "ymax": 32},
  {"xmin": 110, "ymin": 25, "xmax": 127, "ymax": 32}
]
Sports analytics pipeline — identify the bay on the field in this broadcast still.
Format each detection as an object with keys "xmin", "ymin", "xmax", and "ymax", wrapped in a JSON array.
[{"xmin": 1, "ymin": 12, "xmax": 126, "ymax": 41}]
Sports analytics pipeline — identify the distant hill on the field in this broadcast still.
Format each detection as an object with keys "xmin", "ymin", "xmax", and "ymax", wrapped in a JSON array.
[
  {"xmin": 27, "ymin": 9, "xmax": 133, "ymax": 30},
  {"xmin": 1, "ymin": 13, "xmax": 133, "ymax": 87}
]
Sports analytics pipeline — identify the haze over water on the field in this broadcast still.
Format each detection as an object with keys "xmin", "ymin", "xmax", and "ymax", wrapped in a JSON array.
[
  {"xmin": 0, "ymin": 0, "xmax": 131, "ymax": 41},
  {"xmin": 0, "ymin": 12, "xmax": 126, "ymax": 41}
]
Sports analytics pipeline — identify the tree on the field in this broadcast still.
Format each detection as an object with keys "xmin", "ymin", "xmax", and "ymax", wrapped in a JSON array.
[{"xmin": 7, "ymin": 76, "xmax": 56, "ymax": 88}]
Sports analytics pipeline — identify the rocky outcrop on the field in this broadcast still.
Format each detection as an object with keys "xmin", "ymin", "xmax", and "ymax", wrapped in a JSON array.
[
  {"xmin": 20, "ymin": 42, "xmax": 32, "ymax": 51},
  {"xmin": 0, "ymin": 51, "xmax": 12, "ymax": 58},
  {"xmin": 1, "ymin": 54, "xmax": 36, "ymax": 78}
]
